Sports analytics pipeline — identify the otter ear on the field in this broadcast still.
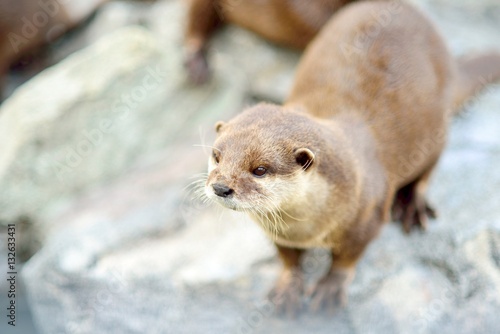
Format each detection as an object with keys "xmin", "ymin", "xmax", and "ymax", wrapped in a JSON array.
[
  {"xmin": 295, "ymin": 148, "xmax": 315, "ymax": 170},
  {"xmin": 214, "ymin": 121, "xmax": 226, "ymax": 133}
]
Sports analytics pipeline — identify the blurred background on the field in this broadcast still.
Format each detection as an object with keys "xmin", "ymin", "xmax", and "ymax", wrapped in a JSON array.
[{"xmin": 0, "ymin": 0, "xmax": 499, "ymax": 333}]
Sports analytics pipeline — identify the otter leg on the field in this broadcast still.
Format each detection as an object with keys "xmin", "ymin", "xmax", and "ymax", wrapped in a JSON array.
[
  {"xmin": 308, "ymin": 251, "xmax": 357, "ymax": 312},
  {"xmin": 184, "ymin": 0, "xmax": 222, "ymax": 84},
  {"xmin": 308, "ymin": 212, "xmax": 387, "ymax": 313},
  {"xmin": 267, "ymin": 244, "xmax": 305, "ymax": 316},
  {"xmin": 392, "ymin": 164, "xmax": 437, "ymax": 233}
]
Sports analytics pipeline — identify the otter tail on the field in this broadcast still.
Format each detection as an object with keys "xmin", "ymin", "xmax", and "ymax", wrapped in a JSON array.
[{"xmin": 452, "ymin": 52, "xmax": 500, "ymax": 112}]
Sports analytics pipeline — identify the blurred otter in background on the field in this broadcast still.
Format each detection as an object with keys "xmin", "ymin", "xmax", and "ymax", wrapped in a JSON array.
[
  {"xmin": 0, "ymin": 0, "xmax": 108, "ymax": 101},
  {"xmin": 184, "ymin": 0, "xmax": 359, "ymax": 84}
]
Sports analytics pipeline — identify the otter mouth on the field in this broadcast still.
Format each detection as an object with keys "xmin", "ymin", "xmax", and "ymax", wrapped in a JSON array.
[
  {"xmin": 204, "ymin": 186, "xmax": 256, "ymax": 212},
  {"xmin": 212, "ymin": 197, "xmax": 263, "ymax": 213},
  {"xmin": 214, "ymin": 197, "xmax": 240, "ymax": 211},
  {"xmin": 205, "ymin": 186, "xmax": 240, "ymax": 211}
]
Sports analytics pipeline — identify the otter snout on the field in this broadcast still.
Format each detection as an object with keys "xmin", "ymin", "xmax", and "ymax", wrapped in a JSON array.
[{"xmin": 212, "ymin": 183, "xmax": 234, "ymax": 198}]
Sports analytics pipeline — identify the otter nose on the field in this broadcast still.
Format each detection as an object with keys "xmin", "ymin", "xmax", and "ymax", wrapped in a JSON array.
[{"xmin": 212, "ymin": 183, "xmax": 234, "ymax": 198}]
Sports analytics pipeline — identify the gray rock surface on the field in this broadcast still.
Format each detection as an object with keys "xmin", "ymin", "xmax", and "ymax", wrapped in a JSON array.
[
  {"xmin": 21, "ymin": 99, "xmax": 500, "ymax": 333},
  {"xmin": 0, "ymin": 26, "xmax": 172, "ymax": 224},
  {"xmin": 0, "ymin": 0, "xmax": 497, "ymax": 333},
  {"xmin": 0, "ymin": 0, "xmax": 297, "ymax": 231}
]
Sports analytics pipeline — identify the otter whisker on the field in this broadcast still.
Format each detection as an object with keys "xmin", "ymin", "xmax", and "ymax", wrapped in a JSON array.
[
  {"xmin": 256, "ymin": 206, "xmax": 276, "ymax": 238},
  {"xmin": 187, "ymin": 172, "xmax": 209, "ymax": 179},
  {"xmin": 183, "ymin": 174, "xmax": 208, "ymax": 192},
  {"xmin": 280, "ymin": 209, "xmax": 307, "ymax": 222},
  {"xmin": 264, "ymin": 192, "xmax": 294, "ymax": 234},
  {"xmin": 262, "ymin": 184, "xmax": 307, "ymax": 222},
  {"xmin": 185, "ymin": 183, "xmax": 207, "ymax": 198},
  {"xmin": 257, "ymin": 194, "xmax": 289, "ymax": 238},
  {"xmin": 193, "ymin": 144, "xmax": 222, "ymax": 155},
  {"xmin": 269, "ymin": 211, "xmax": 283, "ymax": 238},
  {"xmin": 252, "ymin": 204, "xmax": 279, "ymax": 240}
]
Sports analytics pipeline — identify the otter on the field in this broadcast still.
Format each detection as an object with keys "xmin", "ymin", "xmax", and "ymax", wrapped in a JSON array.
[
  {"xmin": 184, "ymin": 0, "xmax": 359, "ymax": 84},
  {"xmin": 0, "ymin": 0, "xmax": 107, "ymax": 100},
  {"xmin": 203, "ymin": 1, "xmax": 500, "ymax": 314}
]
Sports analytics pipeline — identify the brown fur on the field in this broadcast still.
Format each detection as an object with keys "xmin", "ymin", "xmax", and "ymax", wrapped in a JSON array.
[
  {"xmin": 204, "ymin": 1, "xmax": 500, "ymax": 314},
  {"xmin": 0, "ymin": 0, "xmax": 107, "ymax": 100},
  {"xmin": 184, "ymin": 0, "xmax": 359, "ymax": 84}
]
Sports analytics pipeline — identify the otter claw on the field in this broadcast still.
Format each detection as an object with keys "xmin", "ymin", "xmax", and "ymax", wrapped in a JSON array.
[
  {"xmin": 401, "ymin": 199, "xmax": 437, "ymax": 233},
  {"xmin": 267, "ymin": 269, "xmax": 304, "ymax": 317},
  {"xmin": 392, "ymin": 185, "xmax": 437, "ymax": 233},
  {"xmin": 307, "ymin": 268, "xmax": 353, "ymax": 313}
]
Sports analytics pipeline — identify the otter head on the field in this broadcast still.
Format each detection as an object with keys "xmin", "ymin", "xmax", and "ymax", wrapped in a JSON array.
[{"xmin": 205, "ymin": 104, "xmax": 317, "ymax": 213}]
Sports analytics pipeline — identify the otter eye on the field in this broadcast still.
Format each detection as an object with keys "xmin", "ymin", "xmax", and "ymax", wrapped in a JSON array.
[
  {"xmin": 253, "ymin": 166, "xmax": 267, "ymax": 177},
  {"xmin": 213, "ymin": 150, "xmax": 220, "ymax": 164}
]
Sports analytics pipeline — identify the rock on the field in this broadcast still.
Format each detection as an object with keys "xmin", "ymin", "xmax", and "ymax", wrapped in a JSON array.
[
  {"xmin": 21, "ymin": 105, "xmax": 500, "ymax": 333},
  {"xmin": 49, "ymin": 0, "xmax": 155, "ymax": 65},
  {"xmin": 12, "ymin": 0, "xmax": 500, "ymax": 333},
  {"xmin": 0, "ymin": 26, "xmax": 170, "ymax": 223},
  {"xmin": 21, "ymin": 140, "xmax": 276, "ymax": 334},
  {"xmin": 0, "ymin": 0, "xmax": 298, "ymax": 232},
  {"xmin": 0, "ymin": 20, "xmax": 247, "ymax": 232}
]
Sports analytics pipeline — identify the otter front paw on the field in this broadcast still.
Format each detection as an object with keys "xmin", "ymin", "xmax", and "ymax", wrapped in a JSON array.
[
  {"xmin": 267, "ymin": 268, "xmax": 304, "ymax": 317},
  {"xmin": 308, "ymin": 267, "xmax": 354, "ymax": 312},
  {"xmin": 184, "ymin": 50, "xmax": 210, "ymax": 85}
]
